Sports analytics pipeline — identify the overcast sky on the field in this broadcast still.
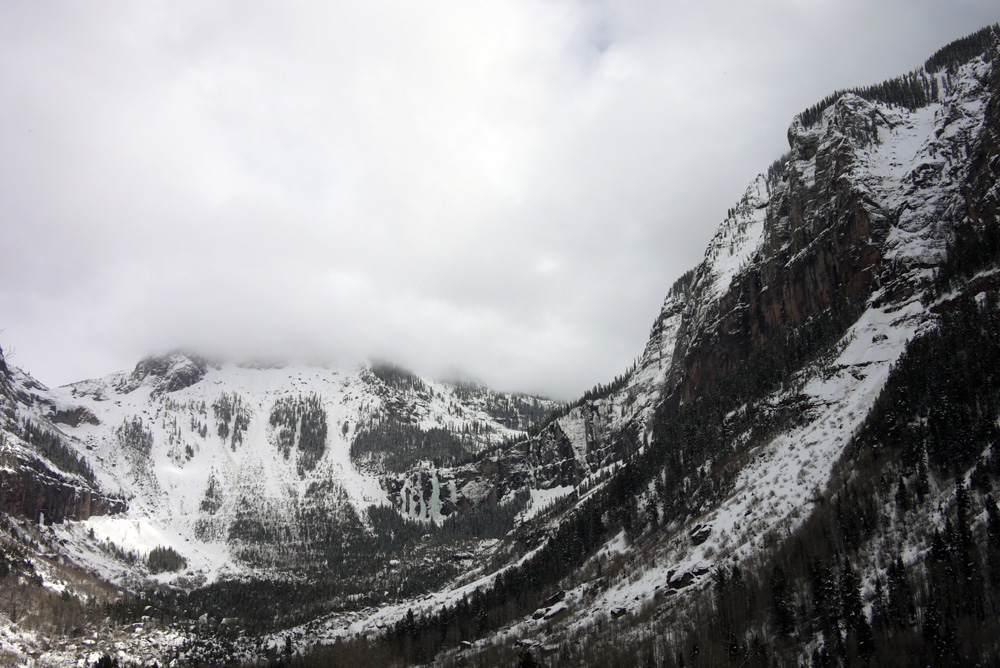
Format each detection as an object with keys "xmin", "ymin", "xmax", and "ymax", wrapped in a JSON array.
[{"xmin": 1, "ymin": 2, "xmax": 996, "ymax": 399}]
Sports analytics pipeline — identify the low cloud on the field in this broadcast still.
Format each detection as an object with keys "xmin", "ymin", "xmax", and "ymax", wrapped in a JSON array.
[{"xmin": 1, "ymin": 1, "xmax": 996, "ymax": 399}]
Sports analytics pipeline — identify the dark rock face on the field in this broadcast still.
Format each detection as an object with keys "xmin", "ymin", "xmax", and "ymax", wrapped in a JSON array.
[
  {"xmin": 965, "ymin": 50, "xmax": 1000, "ymax": 225},
  {"xmin": 125, "ymin": 353, "xmax": 208, "ymax": 395},
  {"xmin": 0, "ymin": 347, "xmax": 15, "ymax": 427},
  {"xmin": 387, "ymin": 98, "xmax": 893, "ymax": 517},
  {"xmin": 0, "ymin": 346, "xmax": 11, "ymax": 397},
  {"xmin": 50, "ymin": 406, "xmax": 101, "ymax": 427},
  {"xmin": 689, "ymin": 524, "xmax": 711, "ymax": 546},
  {"xmin": 668, "ymin": 571, "xmax": 695, "ymax": 589},
  {"xmin": 0, "ymin": 466, "xmax": 125, "ymax": 525},
  {"xmin": 677, "ymin": 147, "xmax": 883, "ymax": 406},
  {"xmin": 518, "ymin": 423, "xmax": 585, "ymax": 487}
]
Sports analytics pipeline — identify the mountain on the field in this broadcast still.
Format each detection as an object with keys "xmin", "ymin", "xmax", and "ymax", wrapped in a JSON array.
[
  {"xmin": 2, "ymin": 23, "xmax": 1000, "ymax": 668},
  {"xmin": 0, "ymin": 349, "xmax": 564, "ymax": 662},
  {"xmin": 3, "ymin": 352, "xmax": 557, "ymax": 567}
]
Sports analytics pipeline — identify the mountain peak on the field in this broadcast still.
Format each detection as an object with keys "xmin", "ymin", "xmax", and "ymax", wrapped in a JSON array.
[{"xmin": 123, "ymin": 351, "xmax": 209, "ymax": 395}]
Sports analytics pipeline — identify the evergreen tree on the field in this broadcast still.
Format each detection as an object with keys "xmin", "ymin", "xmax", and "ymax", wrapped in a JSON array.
[{"xmin": 769, "ymin": 562, "xmax": 795, "ymax": 637}]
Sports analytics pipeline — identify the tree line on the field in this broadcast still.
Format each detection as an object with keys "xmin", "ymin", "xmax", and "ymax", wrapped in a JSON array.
[{"xmin": 798, "ymin": 24, "xmax": 998, "ymax": 128}]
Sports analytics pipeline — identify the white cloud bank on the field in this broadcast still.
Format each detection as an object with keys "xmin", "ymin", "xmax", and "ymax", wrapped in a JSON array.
[{"xmin": 1, "ymin": 1, "xmax": 996, "ymax": 398}]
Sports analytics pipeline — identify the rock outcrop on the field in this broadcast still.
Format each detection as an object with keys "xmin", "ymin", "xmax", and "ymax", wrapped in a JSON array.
[
  {"xmin": 0, "ymin": 459, "xmax": 126, "ymax": 524},
  {"xmin": 965, "ymin": 48, "xmax": 1000, "ymax": 224},
  {"xmin": 121, "ymin": 353, "xmax": 209, "ymax": 395}
]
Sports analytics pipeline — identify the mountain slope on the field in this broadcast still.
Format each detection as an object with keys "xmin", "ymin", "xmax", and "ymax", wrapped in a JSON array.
[
  {"xmin": 387, "ymin": 31, "xmax": 994, "ymax": 548},
  {"xmin": 1, "ymin": 354, "xmax": 556, "ymax": 582}
]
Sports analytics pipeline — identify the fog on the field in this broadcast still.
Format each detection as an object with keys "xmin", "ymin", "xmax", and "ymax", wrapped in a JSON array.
[{"xmin": 1, "ymin": 1, "xmax": 996, "ymax": 399}]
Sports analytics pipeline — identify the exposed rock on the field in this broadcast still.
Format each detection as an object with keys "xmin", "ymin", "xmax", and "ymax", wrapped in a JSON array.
[
  {"xmin": 542, "ymin": 590, "xmax": 566, "ymax": 607},
  {"xmin": 121, "ymin": 353, "xmax": 208, "ymax": 396},
  {"xmin": 0, "ymin": 465, "xmax": 126, "ymax": 524},
  {"xmin": 668, "ymin": 572, "xmax": 695, "ymax": 589},
  {"xmin": 0, "ymin": 346, "xmax": 12, "ymax": 400},
  {"xmin": 543, "ymin": 603, "xmax": 569, "ymax": 621},
  {"xmin": 689, "ymin": 524, "xmax": 711, "ymax": 546},
  {"xmin": 965, "ymin": 46, "xmax": 1000, "ymax": 225},
  {"xmin": 50, "ymin": 406, "xmax": 100, "ymax": 427},
  {"xmin": 397, "ymin": 48, "xmax": 1000, "ymax": 526}
]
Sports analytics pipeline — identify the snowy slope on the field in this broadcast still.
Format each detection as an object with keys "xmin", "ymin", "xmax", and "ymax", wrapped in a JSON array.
[
  {"xmin": 380, "ymin": 56, "xmax": 993, "ymax": 530},
  {"xmin": 1, "ymin": 32, "xmax": 996, "ymax": 668},
  {"xmin": 3, "ymin": 356, "xmax": 552, "ymax": 584},
  {"xmin": 466, "ymin": 53, "xmax": 998, "ymax": 652}
]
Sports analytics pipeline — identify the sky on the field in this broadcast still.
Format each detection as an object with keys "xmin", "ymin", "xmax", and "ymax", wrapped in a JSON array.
[{"xmin": 1, "ymin": 1, "xmax": 997, "ymax": 400}]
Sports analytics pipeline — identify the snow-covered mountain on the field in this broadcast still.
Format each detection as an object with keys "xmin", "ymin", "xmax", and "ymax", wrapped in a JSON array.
[
  {"xmin": 2, "ymin": 24, "xmax": 999, "ymax": 668},
  {"xmin": 0, "ymin": 353, "xmax": 556, "ymax": 584}
]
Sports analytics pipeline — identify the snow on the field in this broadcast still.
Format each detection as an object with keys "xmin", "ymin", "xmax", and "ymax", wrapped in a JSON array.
[
  {"xmin": 10, "ymin": 357, "xmax": 541, "ymax": 583},
  {"xmin": 504, "ymin": 57, "xmax": 995, "ymax": 639},
  {"xmin": 0, "ymin": 48, "xmax": 991, "ymax": 668},
  {"xmin": 86, "ymin": 516, "xmax": 175, "ymax": 557},
  {"xmin": 518, "ymin": 485, "xmax": 575, "ymax": 523},
  {"xmin": 557, "ymin": 415, "xmax": 589, "ymax": 468},
  {"xmin": 702, "ymin": 174, "xmax": 770, "ymax": 303},
  {"xmin": 549, "ymin": 296, "xmax": 927, "ymax": 635},
  {"xmin": 624, "ymin": 291, "xmax": 686, "ymax": 443}
]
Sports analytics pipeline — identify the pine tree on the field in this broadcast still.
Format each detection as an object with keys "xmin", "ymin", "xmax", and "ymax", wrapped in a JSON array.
[
  {"xmin": 886, "ymin": 556, "xmax": 914, "ymax": 629},
  {"xmin": 770, "ymin": 563, "xmax": 795, "ymax": 637}
]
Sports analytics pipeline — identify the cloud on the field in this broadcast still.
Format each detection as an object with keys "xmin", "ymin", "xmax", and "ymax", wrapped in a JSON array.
[{"xmin": 1, "ymin": 1, "xmax": 997, "ymax": 399}]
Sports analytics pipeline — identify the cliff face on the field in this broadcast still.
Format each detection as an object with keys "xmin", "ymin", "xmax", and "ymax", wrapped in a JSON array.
[
  {"xmin": 1, "ymin": 41, "xmax": 995, "ymax": 612},
  {"xmin": 965, "ymin": 51, "xmax": 1000, "ymax": 225},
  {"xmin": 671, "ymin": 96, "xmax": 887, "ymax": 410},
  {"xmin": 120, "ymin": 352, "xmax": 209, "ymax": 395},
  {"xmin": 5, "ymin": 356, "xmax": 555, "ymax": 576},
  {"xmin": 365, "ymin": 44, "xmax": 1000, "ymax": 662},
  {"xmin": 392, "ymin": 48, "xmax": 997, "ymax": 519},
  {"xmin": 0, "ymin": 465, "xmax": 125, "ymax": 525}
]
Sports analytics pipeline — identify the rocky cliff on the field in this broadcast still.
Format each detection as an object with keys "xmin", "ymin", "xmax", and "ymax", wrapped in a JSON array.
[
  {"xmin": 1, "ymin": 26, "xmax": 999, "ymax": 668},
  {"xmin": 0, "ymin": 464, "xmax": 125, "ymax": 524},
  {"xmin": 283, "ymin": 35, "xmax": 1000, "ymax": 667}
]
